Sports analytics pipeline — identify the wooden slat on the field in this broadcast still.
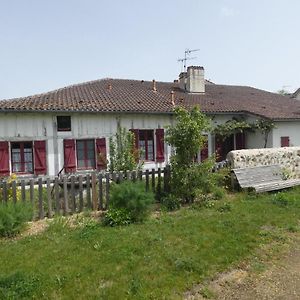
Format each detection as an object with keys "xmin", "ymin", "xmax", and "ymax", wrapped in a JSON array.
[
  {"xmin": 98, "ymin": 173, "xmax": 103, "ymax": 210},
  {"xmin": 30, "ymin": 179, "xmax": 34, "ymax": 205},
  {"xmin": 55, "ymin": 177, "xmax": 60, "ymax": 214},
  {"xmin": 92, "ymin": 173, "xmax": 97, "ymax": 211},
  {"xmin": 63, "ymin": 176, "xmax": 68, "ymax": 215},
  {"xmin": 233, "ymin": 164, "xmax": 300, "ymax": 193},
  {"xmin": 38, "ymin": 178, "xmax": 44, "ymax": 219},
  {"xmin": 86, "ymin": 174, "xmax": 91, "ymax": 209},
  {"xmin": 2, "ymin": 181, "xmax": 7, "ymax": 203},
  {"xmin": 46, "ymin": 178, "xmax": 52, "ymax": 218},
  {"xmin": 12, "ymin": 181, "xmax": 17, "ymax": 204},
  {"xmin": 70, "ymin": 175, "xmax": 76, "ymax": 213},
  {"xmin": 145, "ymin": 169, "xmax": 149, "ymax": 191},
  {"xmin": 105, "ymin": 173, "xmax": 110, "ymax": 210},
  {"xmin": 21, "ymin": 179, "xmax": 26, "ymax": 202},
  {"xmin": 78, "ymin": 175, "xmax": 84, "ymax": 211}
]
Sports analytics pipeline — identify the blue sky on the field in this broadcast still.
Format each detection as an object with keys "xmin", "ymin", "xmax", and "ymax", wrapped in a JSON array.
[{"xmin": 0, "ymin": 0, "xmax": 299, "ymax": 99}]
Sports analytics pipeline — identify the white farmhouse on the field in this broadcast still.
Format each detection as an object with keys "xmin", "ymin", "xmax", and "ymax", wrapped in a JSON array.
[{"xmin": 1, "ymin": 66, "xmax": 300, "ymax": 177}]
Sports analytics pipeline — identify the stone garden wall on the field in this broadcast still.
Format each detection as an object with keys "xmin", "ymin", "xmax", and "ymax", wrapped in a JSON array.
[{"xmin": 227, "ymin": 147, "xmax": 300, "ymax": 178}]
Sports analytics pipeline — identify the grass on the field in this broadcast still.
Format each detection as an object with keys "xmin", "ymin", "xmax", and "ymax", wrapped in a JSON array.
[{"xmin": 1, "ymin": 188, "xmax": 300, "ymax": 299}]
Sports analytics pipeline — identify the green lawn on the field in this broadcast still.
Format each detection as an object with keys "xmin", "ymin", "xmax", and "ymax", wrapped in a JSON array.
[{"xmin": 1, "ymin": 189, "xmax": 300, "ymax": 299}]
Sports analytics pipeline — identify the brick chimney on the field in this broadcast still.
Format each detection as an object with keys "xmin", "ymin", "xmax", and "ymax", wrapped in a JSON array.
[{"xmin": 179, "ymin": 66, "xmax": 205, "ymax": 93}]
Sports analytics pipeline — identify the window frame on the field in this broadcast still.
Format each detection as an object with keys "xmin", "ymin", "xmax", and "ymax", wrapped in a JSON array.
[
  {"xmin": 57, "ymin": 116, "xmax": 72, "ymax": 132},
  {"xmin": 138, "ymin": 130, "xmax": 155, "ymax": 161},
  {"xmin": 11, "ymin": 141, "xmax": 34, "ymax": 174},
  {"xmin": 76, "ymin": 139, "xmax": 96, "ymax": 170}
]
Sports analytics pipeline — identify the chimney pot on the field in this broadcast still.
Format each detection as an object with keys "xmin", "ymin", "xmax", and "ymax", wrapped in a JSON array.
[
  {"xmin": 170, "ymin": 90, "xmax": 175, "ymax": 106},
  {"xmin": 152, "ymin": 79, "xmax": 157, "ymax": 92}
]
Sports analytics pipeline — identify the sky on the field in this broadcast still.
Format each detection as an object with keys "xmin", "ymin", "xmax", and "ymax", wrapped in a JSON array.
[{"xmin": 0, "ymin": 0, "xmax": 300, "ymax": 99}]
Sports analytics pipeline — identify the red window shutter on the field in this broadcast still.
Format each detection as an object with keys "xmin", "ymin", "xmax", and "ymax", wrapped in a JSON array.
[
  {"xmin": 96, "ymin": 138, "xmax": 107, "ymax": 170},
  {"xmin": 0, "ymin": 142, "xmax": 10, "ymax": 176},
  {"xmin": 236, "ymin": 132, "xmax": 245, "ymax": 150},
  {"xmin": 63, "ymin": 139, "xmax": 76, "ymax": 173},
  {"xmin": 281, "ymin": 136, "xmax": 290, "ymax": 147},
  {"xmin": 201, "ymin": 135, "xmax": 208, "ymax": 161},
  {"xmin": 34, "ymin": 140, "xmax": 47, "ymax": 175},
  {"xmin": 129, "ymin": 129, "xmax": 139, "ymax": 162},
  {"xmin": 155, "ymin": 129, "xmax": 165, "ymax": 162}
]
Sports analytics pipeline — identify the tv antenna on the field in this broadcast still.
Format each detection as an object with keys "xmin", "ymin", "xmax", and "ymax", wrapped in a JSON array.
[{"xmin": 178, "ymin": 48, "xmax": 200, "ymax": 72}]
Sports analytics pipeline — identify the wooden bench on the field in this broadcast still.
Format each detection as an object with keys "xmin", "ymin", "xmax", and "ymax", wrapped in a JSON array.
[{"xmin": 232, "ymin": 164, "xmax": 300, "ymax": 193}]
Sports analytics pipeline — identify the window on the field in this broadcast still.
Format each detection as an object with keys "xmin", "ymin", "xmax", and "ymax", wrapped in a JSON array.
[
  {"xmin": 11, "ymin": 142, "xmax": 33, "ymax": 173},
  {"xmin": 76, "ymin": 139, "xmax": 95, "ymax": 169},
  {"xmin": 57, "ymin": 116, "xmax": 71, "ymax": 131},
  {"xmin": 139, "ymin": 130, "xmax": 154, "ymax": 161}
]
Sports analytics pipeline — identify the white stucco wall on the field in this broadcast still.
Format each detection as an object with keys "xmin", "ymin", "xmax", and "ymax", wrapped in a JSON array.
[
  {"xmin": 0, "ymin": 112, "xmax": 174, "ymax": 176},
  {"xmin": 272, "ymin": 121, "xmax": 300, "ymax": 148}
]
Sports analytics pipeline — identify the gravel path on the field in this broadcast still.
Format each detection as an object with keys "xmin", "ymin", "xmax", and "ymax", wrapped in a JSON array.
[{"xmin": 185, "ymin": 235, "xmax": 300, "ymax": 300}]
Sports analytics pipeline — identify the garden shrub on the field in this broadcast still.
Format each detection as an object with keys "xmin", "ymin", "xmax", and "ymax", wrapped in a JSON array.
[
  {"xmin": 161, "ymin": 194, "xmax": 181, "ymax": 211},
  {"xmin": 103, "ymin": 181, "xmax": 154, "ymax": 226},
  {"xmin": 102, "ymin": 208, "xmax": 132, "ymax": 227},
  {"xmin": 0, "ymin": 202, "xmax": 33, "ymax": 237},
  {"xmin": 272, "ymin": 192, "xmax": 293, "ymax": 207}
]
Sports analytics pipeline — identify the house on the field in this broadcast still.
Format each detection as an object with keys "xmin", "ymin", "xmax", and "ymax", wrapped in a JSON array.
[{"xmin": 1, "ymin": 65, "xmax": 300, "ymax": 177}]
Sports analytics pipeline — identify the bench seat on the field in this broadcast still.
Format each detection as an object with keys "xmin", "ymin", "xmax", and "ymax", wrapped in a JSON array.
[{"xmin": 232, "ymin": 165, "xmax": 300, "ymax": 193}]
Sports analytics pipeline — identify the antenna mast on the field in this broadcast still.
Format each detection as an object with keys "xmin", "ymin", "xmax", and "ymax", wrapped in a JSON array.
[{"xmin": 178, "ymin": 48, "xmax": 200, "ymax": 72}]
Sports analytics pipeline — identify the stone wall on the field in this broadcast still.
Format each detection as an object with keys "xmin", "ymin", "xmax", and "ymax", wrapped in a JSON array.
[{"xmin": 227, "ymin": 147, "xmax": 300, "ymax": 178}]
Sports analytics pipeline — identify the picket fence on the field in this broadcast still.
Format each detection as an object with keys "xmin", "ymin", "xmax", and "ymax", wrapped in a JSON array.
[{"xmin": 0, "ymin": 166, "xmax": 171, "ymax": 220}]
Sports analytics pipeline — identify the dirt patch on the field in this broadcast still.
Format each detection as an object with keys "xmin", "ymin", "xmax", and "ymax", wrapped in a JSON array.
[{"xmin": 184, "ymin": 235, "xmax": 300, "ymax": 300}]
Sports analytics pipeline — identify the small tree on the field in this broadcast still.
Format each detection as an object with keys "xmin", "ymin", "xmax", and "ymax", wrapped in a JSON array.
[
  {"xmin": 109, "ymin": 123, "xmax": 141, "ymax": 172},
  {"xmin": 255, "ymin": 118, "xmax": 276, "ymax": 148},
  {"xmin": 166, "ymin": 106, "xmax": 216, "ymax": 203}
]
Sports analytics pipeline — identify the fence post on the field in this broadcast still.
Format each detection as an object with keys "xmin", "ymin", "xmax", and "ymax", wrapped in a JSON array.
[
  {"xmin": 55, "ymin": 177, "xmax": 60, "ymax": 215},
  {"xmin": 38, "ymin": 177, "xmax": 44, "ymax": 219},
  {"xmin": 151, "ymin": 168, "xmax": 155, "ymax": 192},
  {"xmin": 2, "ymin": 181, "xmax": 7, "ymax": 203},
  {"xmin": 12, "ymin": 180, "xmax": 17, "ymax": 204},
  {"xmin": 86, "ymin": 174, "xmax": 91, "ymax": 209},
  {"xmin": 157, "ymin": 168, "xmax": 162, "ymax": 201},
  {"xmin": 63, "ymin": 176, "xmax": 69, "ymax": 215},
  {"xmin": 46, "ymin": 178, "xmax": 52, "ymax": 218},
  {"xmin": 30, "ymin": 179, "xmax": 34, "ymax": 206},
  {"xmin": 105, "ymin": 172, "xmax": 110, "ymax": 210},
  {"xmin": 92, "ymin": 172, "xmax": 97, "ymax": 211},
  {"xmin": 70, "ymin": 175, "xmax": 76, "ymax": 213},
  {"xmin": 132, "ymin": 171, "xmax": 136, "ymax": 182},
  {"xmin": 98, "ymin": 173, "xmax": 103, "ymax": 210},
  {"xmin": 145, "ymin": 169, "xmax": 149, "ymax": 191},
  {"xmin": 21, "ymin": 179, "xmax": 26, "ymax": 202},
  {"xmin": 79, "ymin": 175, "xmax": 84, "ymax": 212}
]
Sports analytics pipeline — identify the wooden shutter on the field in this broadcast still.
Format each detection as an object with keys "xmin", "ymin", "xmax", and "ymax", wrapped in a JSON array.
[
  {"xmin": 236, "ymin": 132, "xmax": 245, "ymax": 150},
  {"xmin": 0, "ymin": 142, "xmax": 10, "ymax": 176},
  {"xmin": 96, "ymin": 138, "xmax": 107, "ymax": 170},
  {"xmin": 200, "ymin": 135, "xmax": 208, "ymax": 161},
  {"xmin": 156, "ymin": 129, "xmax": 165, "ymax": 162},
  {"xmin": 281, "ymin": 136, "xmax": 290, "ymax": 147},
  {"xmin": 129, "ymin": 129, "xmax": 139, "ymax": 162},
  {"xmin": 63, "ymin": 139, "xmax": 76, "ymax": 173},
  {"xmin": 34, "ymin": 140, "xmax": 47, "ymax": 175}
]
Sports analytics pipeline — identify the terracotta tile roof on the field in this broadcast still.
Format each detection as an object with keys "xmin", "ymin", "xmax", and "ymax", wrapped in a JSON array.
[{"xmin": 1, "ymin": 78, "xmax": 300, "ymax": 120}]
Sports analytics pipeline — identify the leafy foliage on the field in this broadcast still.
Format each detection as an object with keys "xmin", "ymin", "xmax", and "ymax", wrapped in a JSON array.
[
  {"xmin": 0, "ymin": 174, "xmax": 21, "ymax": 202},
  {"xmin": 166, "ymin": 106, "xmax": 210, "ymax": 166},
  {"xmin": 0, "ymin": 202, "xmax": 33, "ymax": 237},
  {"xmin": 161, "ymin": 194, "xmax": 181, "ymax": 211},
  {"xmin": 104, "ymin": 181, "xmax": 155, "ymax": 225},
  {"xmin": 166, "ymin": 106, "xmax": 220, "ymax": 203},
  {"xmin": 102, "ymin": 208, "xmax": 132, "ymax": 227},
  {"xmin": 213, "ymin": 119, "xmax": 252, "ymax": 140},
  {"xmin": 254, "ymin": 119, "xmax": 276, "ymax": 148},
  {"xmin": 109, "ymin": 123, "xmax": 142, "ymax": 172}
]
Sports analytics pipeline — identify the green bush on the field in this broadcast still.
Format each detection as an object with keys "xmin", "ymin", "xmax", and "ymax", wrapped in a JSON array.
[
  {"xmin": 102, "ymin": 208, "xmax": 132, "ymax": 227},
  {"xmin": 0, "ymin": 202, "xmax": 33, "ymax": 237},
  {"xmin": 105, "ymin": 181, "xmax": 154, "ymax": 225},
  {"xmin": 161, "ymin": 194, "xmax": 181, "ymax": 211},
  {"xmin": 272, "ymin": 192, "xmax": 293, "ymax": 207}
]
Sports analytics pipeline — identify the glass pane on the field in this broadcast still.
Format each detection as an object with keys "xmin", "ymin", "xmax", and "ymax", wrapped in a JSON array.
[
  {"xmin": 12, "ymin": 150, "xmax": 21, "ymax": 163},
  {"xmin": 77, "ymin": 159, "xmax": 85, "ymax": 168},
  {"xmin": 77, "ymin": 149, "xmax": 84, "ymax": 160},
  {"xmin": 147, "ymin": 140, "xmax": 154, "ymax": 160},
  {"xmin": 87, "ymin": 159, "xmax": 95, "ymax": 168},
  {"xmin": 77, "ymin": 141, "xmax": 84, "ymax": 150},
  {"xmin": 24, "ymin": 151, "xmax": 32, "ymax": 163},
  {"xmin": 12, "ymin": 163, "xmax": 21, "ymax": 173},
  {"xmin": 24, "ymin": 162, "xmax": 33, "ymax": 173},
  {"xmin": 87, "ymin": 140, "xmax": 94, "ymax": 150}
]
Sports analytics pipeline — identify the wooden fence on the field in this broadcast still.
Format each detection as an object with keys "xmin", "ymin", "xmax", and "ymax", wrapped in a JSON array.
[{"xmin": 0, "ymin": 166, "xmax": 171, "ymax": 220}]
